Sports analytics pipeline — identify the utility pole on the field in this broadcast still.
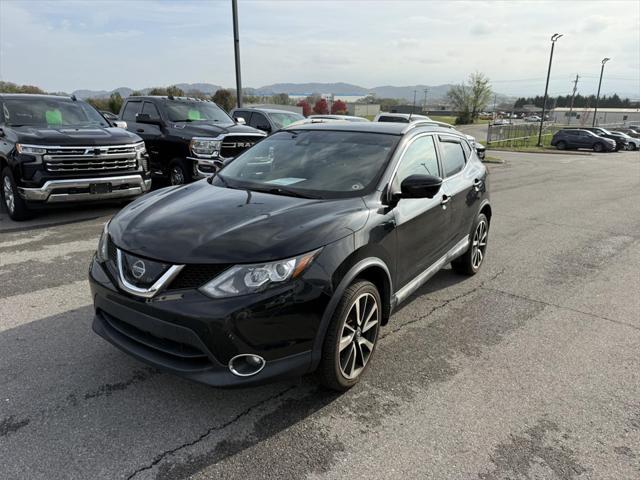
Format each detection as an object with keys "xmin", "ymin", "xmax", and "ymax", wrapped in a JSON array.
[
  {"xmin": 492, "ymin": 93, "xmax": 497, "ymax": 122},
  {"xmin": 232, "ymin": 0, "xmax": 242, "ymax": 108},
  {"xmin": 567, "ymin": 74, "xmax": 579, "ymax": 125},
  {"xmin": 538, "ymin": 33, "xmax": 563, "ymax": 146},
  {"xmin": 409, "ymin": 90, "xmax": 416, "ymax": 120},
  {"xmin": 592, "ymin": 57, "xmax": 610, "ymax": 127},
  {"xmin": 423, "ymin": 88, "xmax": 428, "ymax": 113}
]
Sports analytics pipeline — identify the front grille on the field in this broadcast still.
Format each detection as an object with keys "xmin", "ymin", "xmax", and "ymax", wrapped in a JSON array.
[
  {"xmin": 220, "ymin": 135, "xmax": 262, "ymax": 159},
  {"xmin": 100, "ymin": 311, "xmax": 212, "ymax": 370},
  {"xmin": 169, "ymin": 264, "xmax": 230, "ymax": 290},
  {"xmin": 44, "ymin": 144, "xmax": 138, "ymax": 173}
]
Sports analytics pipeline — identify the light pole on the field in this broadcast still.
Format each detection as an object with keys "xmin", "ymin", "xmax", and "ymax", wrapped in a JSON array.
[
  {"xmin": 232, "ymin": 0, "xmax": 242, "ymax": 108},
  {"xmin": 537, "ymin": 33, "xmax": 563, "ymax": 146},
  {"xmin": 592, "ymin": 57, "xmax": 610, "ymax": 126}
]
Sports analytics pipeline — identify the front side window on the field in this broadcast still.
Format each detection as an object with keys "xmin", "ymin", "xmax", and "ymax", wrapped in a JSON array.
[
  {"xmin": 249, "ymin": 112, "xmax": 270, "ymax": 130},
  {"xmin": 218, "ymin": 130, "xmax": 400, "ymax": 198},
  {"xmin": 122, "ymin": 102, "xmax": 141, "ymax": 122},
  {"xmin": 393, "ymin": 135, "xmax": 439, "ymax": 190},
  {"xmin": 141, "ymin": 102, "xmax": 161, "ymax": 120},
  {"xmin": 269, "ymin": 112, "xmax": 304, "ymax": 129},
  {"xmin": 439, "ymin": 138, "xmax": 466, "ymax": 177},
  {"xmin": 163, "ymin": 100, "xmax": 233, "ymax": 124},
  {"xmin": 1, "ymin": 98, "xmax": 109, "ymax": 128}
]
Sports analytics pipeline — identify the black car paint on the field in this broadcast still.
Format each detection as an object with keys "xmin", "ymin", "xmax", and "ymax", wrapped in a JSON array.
[
  {"xmin": 0, "ymin": 94, "xmax": 148, "ymax": 205},
  {"xmin": 552, "ymin": 129, "xmax": 616, "ymax": 151},
  {"xmin": 118, "ymin": 97, "xmax": 264, "ymax": 181},
  {"xmin": 90, "ymin": 123, "xmax": 491, "ymax": 387}
]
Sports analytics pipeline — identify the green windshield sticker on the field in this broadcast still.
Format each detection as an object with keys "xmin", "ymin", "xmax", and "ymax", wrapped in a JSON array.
[
  {"xmin": 45, "ymin": 109, "xmax": 63, "ymax": 124},
  {"xmin": 187, "ymin": 109, "xmax": 202, "ymax": 120}
]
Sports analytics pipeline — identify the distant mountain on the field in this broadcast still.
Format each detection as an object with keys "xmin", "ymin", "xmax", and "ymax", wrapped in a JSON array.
[
  {"xmin": 255, "ymin": 82, "xmax": 369, "ymax": 96},
  {"xmin": 72, "ymin": 83, "xmax": 222, "ymax": 99}
]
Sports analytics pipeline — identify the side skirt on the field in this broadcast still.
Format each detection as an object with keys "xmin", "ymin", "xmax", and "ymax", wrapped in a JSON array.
[{"xmin": 392, "ymin": 235, "xmax": 470, "ymax": 307}]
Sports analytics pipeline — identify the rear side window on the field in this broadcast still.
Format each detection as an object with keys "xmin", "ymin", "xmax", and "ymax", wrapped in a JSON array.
[
  {"xmin": 122, "ymin": 102, "xmax": 141, "ymax": 122},
  {"xmin": 141, "ymin": 102, "xmax": 160, "ymax": 120},
  {"xmin": 439, "ymin": 138, "xmax": 466, "ymax": 177}
]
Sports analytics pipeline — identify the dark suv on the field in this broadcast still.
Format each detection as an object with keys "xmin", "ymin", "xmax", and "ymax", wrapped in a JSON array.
[
  {"xmin": 0, "ymin": 94, "xmax": 150, "ymax": 221},
  {"xmin": 90, "ymin": 122, "xmax": 491, "ymax": 391},
  {"xmin": 551, "ymin": 129, "xmax": 616, "ymax": 152},
  {"xmin": 230, "ymin": 107, "xmax": 304, "ymax": 134},
  {"xmin": 580, "ymin": 127, "xmax": 629, "ymax": 151},
  {"xmin": 119, "ymin": 96, "xmax": 266, "ymax": 184}
]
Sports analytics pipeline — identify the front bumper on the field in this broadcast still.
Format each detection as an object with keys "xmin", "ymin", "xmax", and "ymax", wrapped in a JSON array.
[
  {"xmin": 18, "ymin": 174, "xmax": 151, "ymax": 203},
  {"xmin": 89, "ymin": 258, "xmax": 326, "ymax": 387}
]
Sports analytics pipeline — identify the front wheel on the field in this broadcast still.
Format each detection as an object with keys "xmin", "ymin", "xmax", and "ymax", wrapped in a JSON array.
[
  {"xmin": 452, "ymin": 213, "xmax": 489, "ymax": 276},
  {"xmin": 318, "ymin": 280, "xmax": 381, "ymax": 391},
  {"xmin": 556, "ymin": 140, "xmax": 567, "ymax": 150},
  {"xmin": 168, "ymin": 159, "xmax": 192, "ymax": 186},
  {"xmin": 593, "ymin": 142, "xmax": 604, "ymax": 153},
  {"xmin": 2, "ymin": 167, "xmax": 33, "ymax": 221}
]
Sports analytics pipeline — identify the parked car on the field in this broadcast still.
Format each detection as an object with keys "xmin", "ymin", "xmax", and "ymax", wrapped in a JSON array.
[
  {"xmin": 374, "ymin": 112, "xmax": 432, "ymax": 123},
  {"xmin": 581, "ymin": 127, "xmax": 629, "ymax": 151},
  {"xmin": 0, "ymin": 94, "xmax": 150, "ymax": 221},
  {"xmin": 230, "ymin": 107, "xmax": 304, "ymax": 134},
  {"xmin": 614, "ymin": 128, "xmax": 640, "ymax": 139},
  {"xmin": 552, "ymin": 129, "xmax": 616, "ymax": 152},
  {"xmin": 491, "ymin": 118, "xmax": 511, "ymax": 126},
  {"xmin": 119, "ymin": 96, "xmax": 266, "ymax": 184},
  {"xmin": 611, "ymin": 131, "xmax": 640, "ymax": 150},
  {"xmin": 411, "ymin": 119, "xmax": 486, "ymax": 160},
  {"xmin": 90, "ymin": 122, "xmax": 491, "ymax": 391},
  {"xmin": 524, "ymin": 115, "xmax": 541, "ymax": 122},
  {"xmin": 309, "ymin": 114, "xmax": 369, "ymax": 122}
]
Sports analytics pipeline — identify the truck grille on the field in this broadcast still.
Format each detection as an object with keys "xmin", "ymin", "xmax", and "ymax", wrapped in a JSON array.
[
  {"xmin": 220, "ymin": 135, "xmax": 263, "ymax": 159},
  {"xmin": 44, "ymin": 144, "xmax": 138, "ymax": 173}
]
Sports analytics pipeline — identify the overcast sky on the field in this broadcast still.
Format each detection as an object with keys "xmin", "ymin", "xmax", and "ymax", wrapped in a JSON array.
[{"xmin": 1, "ymin": 0, "xmax": 639, "ymax": 98}]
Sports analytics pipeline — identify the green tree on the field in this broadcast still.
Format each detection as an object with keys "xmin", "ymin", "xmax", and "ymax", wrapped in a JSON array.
[
  {"xmin": 447, "ymin": 72, "xmax": 492, "ymax": 124},
  {"xmin": 107, "ymin": 92, "xmax": 123, "ymax": 113},
  {"xmin": 0, "ymin": 81, "xmax": 45, "ymax": 94},
  {"xmin": 212, "ymin": 89, "xmax": 236, "ymax": 112},
  {"xmin": 271, "ymin": 93, "xmax": 290, "ymax": 105}
]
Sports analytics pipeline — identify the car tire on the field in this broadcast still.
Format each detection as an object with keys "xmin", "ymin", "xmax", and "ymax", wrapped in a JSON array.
[
  {"xmin": 556, "ymin": 140, "xmax": 567, "ymax": 150},
  {"xmin": 318, "ymin": 280, "xmax": 381, "ymax": 391},
  {"xmin": 593, "ymin": 142, "xmax": 605, "ymax": 153},
  {"xmin": 451, "ymin": 213, "xmax": 489, "ymax": 276},
  {"xmin": 629, "ymin": 143, "xmax": 637, "ymax": 151},
  {"xmin": 168, "ymin": 159, "xmax": 192, "ymax": 186},
  {"xmin": 1, "ymin": 167, "xmax": 33, "ymax": 221}
]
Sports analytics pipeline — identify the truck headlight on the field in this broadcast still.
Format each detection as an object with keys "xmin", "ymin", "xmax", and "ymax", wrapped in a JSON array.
[
  {"xmin": 16, "ymin": 144, "xmax": 47, "ymax": 155},
  {"xmin": 190, "ymin": 137, "xmax": 221, "ymax": 158},
  {"xmin": 199, "ymin": 249, "xmax": 321, "ymax": 298},
  {"xmin": 133, "ymin": 141, "xmax": 146, "ymax": 154},
  {"xmin": 96, "ymin": 222, "xmax": 110, "ymax": 263}
]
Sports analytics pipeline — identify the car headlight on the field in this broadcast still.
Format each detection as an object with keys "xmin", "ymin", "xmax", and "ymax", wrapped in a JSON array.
[
  {"xmin": 16, "ymin": 144, "xmax": 47, "ymax": 155},
  {"xmin": 200, "ymin": 249, "xmax": 321, "ymax": 298},
  {"xmin": 133, "ymin": 141, "xmax": 146, "ymax": 154},
  {"xmin": 190, "ymin": 137, "xmax": 222, "ymax": 158},
  {"xmin": 96, "ymin": 222, "xmax": 110, "ymax": 263}
]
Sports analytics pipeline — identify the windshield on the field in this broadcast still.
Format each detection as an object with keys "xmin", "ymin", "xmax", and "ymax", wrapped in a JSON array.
[
  {"xmin": 1, "ymin": 97, "xmax": 109, "ymax": 128},
  {"xmin": 269, "ymin": 112, "xmax": 304, "ymax": 129},
  {"xmin": 164, "ymin": 100, "xmax": 234, "ymax": 124},
  {"xmin": 218, "ymin": 130, "xmax": 400, "ymax": 198}
]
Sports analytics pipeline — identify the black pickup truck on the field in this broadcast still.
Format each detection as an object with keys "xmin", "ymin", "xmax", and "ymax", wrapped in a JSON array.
[
  {"xmin": 118, "ymin": 96, "xmax": 266, "ymax": 185},
  {"xmin": 0, "ymin": 94, "xmax": 151, "ymax": 221}
]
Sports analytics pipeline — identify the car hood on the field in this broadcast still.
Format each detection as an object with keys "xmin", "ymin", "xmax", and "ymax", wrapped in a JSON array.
[
  {"xmin": 109, "ymin": 181, "xmax": 369, "ymax": 264},
  {"xmin": 169, "ymin": 122, "xmax": 264, "ymax": 138},
  {"xmin": 11, "ymin": 125, "xmax": 141, "ymax": 146}
]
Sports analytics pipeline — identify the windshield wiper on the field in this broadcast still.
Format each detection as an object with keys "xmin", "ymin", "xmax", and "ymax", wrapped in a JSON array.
[{"xmin": 249, "ymin": 186, "xmax": 319, "ymax": 199}]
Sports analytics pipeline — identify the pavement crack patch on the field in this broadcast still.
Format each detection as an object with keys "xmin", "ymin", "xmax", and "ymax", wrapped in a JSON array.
[
  {"xmin": 481, "ymin": 286, "xmax": 640, "ymax": 333},
  {"xmin": 0, "ymin": 415, "xmax": 30, "ymax": 437},
  {"xmin": 84, "ymin": 367, "xmax": 161, "ymax": 400},
  {"xmin": 124, "ymin": 385, "xmax": 297, "ymax": 480}
]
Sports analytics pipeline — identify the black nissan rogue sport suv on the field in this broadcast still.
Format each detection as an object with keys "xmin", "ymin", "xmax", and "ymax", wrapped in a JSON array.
[{"xmin": 90, "ymin": 122, "xmax": 491, "ymax": 391}]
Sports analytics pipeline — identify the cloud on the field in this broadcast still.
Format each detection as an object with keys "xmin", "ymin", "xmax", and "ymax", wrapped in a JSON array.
[{"xmin": 471, "ymin": 23, "xmax": 492, "ymax": 36}]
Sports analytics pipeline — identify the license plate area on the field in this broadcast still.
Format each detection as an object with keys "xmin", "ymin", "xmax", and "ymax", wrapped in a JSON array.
[{"xmin": 90, "ymin": 183, "xmax": 112, "ymax": 194}]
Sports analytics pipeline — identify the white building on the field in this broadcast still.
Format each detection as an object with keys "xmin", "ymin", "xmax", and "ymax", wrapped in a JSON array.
[{"xmin": 550, "ymin": 107, "xmax": 640, "ymax": 126}]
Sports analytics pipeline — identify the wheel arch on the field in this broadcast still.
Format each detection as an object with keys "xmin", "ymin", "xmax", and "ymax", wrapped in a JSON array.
[{"xmin": 479, "ymin": 201, "xmax": 492, "ymax": 224}]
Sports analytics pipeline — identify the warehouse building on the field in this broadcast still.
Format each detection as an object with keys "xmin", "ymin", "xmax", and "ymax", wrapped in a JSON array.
[{"xmin": 550, "ymin": 107, "xmax": 640, "ymax": 126}]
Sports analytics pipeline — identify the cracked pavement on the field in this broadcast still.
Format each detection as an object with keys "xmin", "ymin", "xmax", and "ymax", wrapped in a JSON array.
[{"xmin": 1, "ymin": 150, "xmax": 639, "ymax": 479}]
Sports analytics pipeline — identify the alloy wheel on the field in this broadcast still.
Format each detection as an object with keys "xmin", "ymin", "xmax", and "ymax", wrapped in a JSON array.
[
  {"xmin": 170, "ymin": 166, "xmax": 185, "ymax": 185},
  {"xmin": 3, "ymin": 175, "xmax": 15, "ymax": 214},
  {"xmin": 338, "ymin": 292, "xmax": 379, "ymax": 380},
  {"xmin": 471, "ymin": 219, "xmax": 488, "ymax": 269}
]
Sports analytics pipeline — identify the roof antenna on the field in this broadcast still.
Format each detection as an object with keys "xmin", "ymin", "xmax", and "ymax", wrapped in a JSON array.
[{"xmin": 409, "ymin": 89, "xmax": 416, "ymax": 121}]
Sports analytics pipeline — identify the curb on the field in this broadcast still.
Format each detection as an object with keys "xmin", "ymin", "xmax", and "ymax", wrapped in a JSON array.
[{"xmin": 486, "ymin": 148, "xmax": 592, "ymax": 156}]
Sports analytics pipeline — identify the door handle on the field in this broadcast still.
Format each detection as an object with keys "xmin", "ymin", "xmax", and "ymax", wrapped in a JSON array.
[
  {"xmin": 440, "ymin": 195, "xmax": 451, "ymax": 206},
  {"xmin": 136, "ymin": 128, "xmax": 145, "ymax": 133}
]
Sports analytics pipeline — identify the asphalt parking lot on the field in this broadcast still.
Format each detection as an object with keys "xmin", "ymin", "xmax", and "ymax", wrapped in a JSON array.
[{"xmin": 1, "ymin": 150, "xmax": 639, "ymax": 480}]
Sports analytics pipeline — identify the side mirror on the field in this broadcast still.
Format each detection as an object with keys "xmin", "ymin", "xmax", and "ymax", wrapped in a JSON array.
[
  {"xmin": 113, "ymin": 120, "xmax": 128, "ymax": 129},
  {"xmin": 399, "ymin": 174, "xmax": 442, "ymax": 199},
  {"xmin": 236, "ymin": 116, "xmax": 246, "ymax": 125},
  {"xmin": 136, "ymin": 113, "xmax": 162, "ymax": 125}
]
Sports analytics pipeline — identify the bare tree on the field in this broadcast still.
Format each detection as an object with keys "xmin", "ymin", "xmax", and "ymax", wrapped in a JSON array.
[{"xmin": 448, "ymin": 72, "xmax": 492, "ymax": 124}]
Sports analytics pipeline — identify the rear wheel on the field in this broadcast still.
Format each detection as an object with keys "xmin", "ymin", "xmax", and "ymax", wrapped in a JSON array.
[
  {"xmin": 629, "ymin": 143, "xmax": 637, "ymax": 151},
  {"xmin": 452, "ymin": 213, "xmax": 489, "ymax": 276},
  {"xmin": 556, "ymin": 140, "xmax": 567, "ymax": 150},
  {"xmin": 318, "ymin": 280, "xmax": 381, "ymax": 391},
  {"xmin": 168, "ymin": 159, "xmax": 192, "ymax": 185},
  {"xmin": 593, "ymin": 142, "xmax": 604, "ymax": 153},
  {"xmin": 1, "ymin": 167, "xmax": 32, "ymax": 221}
]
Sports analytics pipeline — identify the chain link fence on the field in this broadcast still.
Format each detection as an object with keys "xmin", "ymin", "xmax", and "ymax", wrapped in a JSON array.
[{"xmin": 486, "ymin": 122, "xmax": 626, "ymax": 148}]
